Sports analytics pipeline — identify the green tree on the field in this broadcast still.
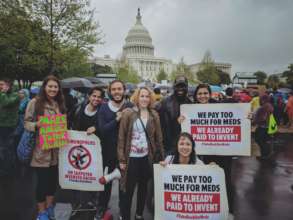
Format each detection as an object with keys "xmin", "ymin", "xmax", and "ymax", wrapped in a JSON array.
[
  {"xmin": 196, "ymin": 51, "xmax": 220, "ymax": 85},
  {"xmin": 282, "ymin": 64, "xmax": 293, "ymax": 88},
  {"xmin": 55, "ymin": 46, "xmax": 93, "ymax": 78},
  {"xmin": 156, "ymin": 68, "xmax": 168, "ymax": 82},
  {"xmin": 91, "ymin": 64, "xmax": 113, "ymax": 76},
  {"xmin": 0, "ymin": 4, "xmax": 50, "ymax": 88},
  {"xmin": 114, "ymin": 56, "xmax": 140, "ymax": 83},
  {"xmin": 267, "ymin": 74, "xmax": 280, "ymax": 89},
  {"xmin": 116, "ymin": 62, "xmax": 140, "ymax": 84},
  {"xmin": 29, "ymin": 0, "xmax": 103, "ymax": 73},
  {"xmin": 253, "ymin": 71, "xmax": 267, "ymax": 85},
  {"xmin": 171, "ymin": 57, "xmax": 198, "ymax": 84},
  {"xmin": 218, "ymin": 70, "xmax": 231, "ymax": 84},
  {"xmin": 0, "ymin": 0, "xmax": 103, "ymax": 86}
]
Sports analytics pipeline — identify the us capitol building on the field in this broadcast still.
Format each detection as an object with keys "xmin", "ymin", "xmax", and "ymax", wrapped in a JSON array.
[
  {"xmin": 91, "ymin": 8, "xmax": 176, "ymax": 81},
  {"xmin": 91, "ymin": 8, "xmax": 232, "ymax": 81}
]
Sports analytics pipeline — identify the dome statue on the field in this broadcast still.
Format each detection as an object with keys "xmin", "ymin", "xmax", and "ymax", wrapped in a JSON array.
[{"xmin": 123, "ymin": 8, "xmax": 155, "ymax": 57}]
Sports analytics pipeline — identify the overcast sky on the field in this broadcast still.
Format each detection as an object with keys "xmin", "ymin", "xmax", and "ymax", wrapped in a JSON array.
[{"xmin": 92, "ymin": 0, "xmax": 293, "ymax": 75}]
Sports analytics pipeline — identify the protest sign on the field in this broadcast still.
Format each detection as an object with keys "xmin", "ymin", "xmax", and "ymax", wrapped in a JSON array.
[
  {"xmin": 38, "ymin": 114, "xmax": 68, "ymax": 150},
  {"xmin": 154, "ymin": 164, "xmax": 228, "ymax": 220},
  {"xmin": 59, "ymin": 130, "xmax": 104, "ymax": 191},
  {"xmin": 181, "ymin": 103, "xmax": 251, "ymax": 156}
]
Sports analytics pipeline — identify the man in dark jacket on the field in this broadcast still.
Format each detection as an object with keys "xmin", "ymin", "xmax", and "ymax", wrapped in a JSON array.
[
  {"xmin": 0, "ymin": 78, "xmax": 19, "ymax": 176},
  {"xmin": 156, "ymin": 76, "xmax": 191, "ymax": 154},
  {"xmin": 95, "ymin": 80, "xmax": 133, "ymax": 220}
]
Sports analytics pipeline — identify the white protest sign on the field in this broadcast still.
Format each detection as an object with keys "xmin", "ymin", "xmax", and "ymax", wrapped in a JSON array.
[
  {"xmin": 181, "ymin": 103, "xmax": 251, "ymax": 156},
  {"xmin": 59, "ymin": 130, "xmax": 104, "ymax": 191},
  {"xmin": 154, "ymin": 164, "xmax": 229, "ymax": 220}
]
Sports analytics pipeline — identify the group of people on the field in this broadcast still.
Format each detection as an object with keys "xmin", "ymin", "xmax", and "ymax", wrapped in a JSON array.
[{"xmin": 0, "ymin": 74, "xmax": 288, "ymax": 220}]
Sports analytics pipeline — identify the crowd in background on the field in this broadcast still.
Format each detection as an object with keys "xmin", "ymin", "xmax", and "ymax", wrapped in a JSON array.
[{"xmin": 1, "ymin": 75, "xmax": 293, "ymax": 220}]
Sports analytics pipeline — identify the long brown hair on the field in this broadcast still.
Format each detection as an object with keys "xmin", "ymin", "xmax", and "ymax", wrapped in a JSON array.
[{"xmin": 35, "ymin": 75, "xmax": 66, "ymax": 115}]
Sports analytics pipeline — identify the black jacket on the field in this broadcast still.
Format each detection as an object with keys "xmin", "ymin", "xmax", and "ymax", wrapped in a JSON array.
[{"xmin": 156, "ymin": 94, "xmax": 192, "ymax": 153}]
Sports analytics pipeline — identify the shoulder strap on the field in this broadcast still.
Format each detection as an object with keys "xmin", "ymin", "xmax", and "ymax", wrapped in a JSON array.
[{"xmin": 138, "ymin": 117, "xmax": 152, "ymax": 148}]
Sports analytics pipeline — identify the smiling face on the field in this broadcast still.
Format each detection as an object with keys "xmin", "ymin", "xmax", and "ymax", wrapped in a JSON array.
[
  {"xmin": 110, "ymin": 82, "xmax": 124, "ymax": 103},
  {"xmin": 177, "ymin": 136, "xmax": 193, "ymax": 159},
  {"xmin": 138, "ymin": 88, "xmax": 151, "ymax": 109},
  {"xmin": 88, "ymin": 90, "xmax": 102, "ymax": 107},
  {"xmin": 196, "ymin": 87, "xmax": 210, "ymax": 104},
  {"xmin": 45, "ymin": 80, "xmax": 59, "ymax": 99},
  {"xmin": 174, "ymin": 83, "xmax": 188, "ymax": 98}
]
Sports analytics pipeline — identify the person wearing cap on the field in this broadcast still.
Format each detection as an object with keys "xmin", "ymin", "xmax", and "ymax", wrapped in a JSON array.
[{"xmin": 156, "ymin": 75, "xmax": 191, "ymax": 154}]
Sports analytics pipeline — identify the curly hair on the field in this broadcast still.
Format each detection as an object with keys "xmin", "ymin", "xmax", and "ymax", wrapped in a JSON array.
[{"xmin": 130, "ymin": 87, "xmax": 156, "ymax": 109}]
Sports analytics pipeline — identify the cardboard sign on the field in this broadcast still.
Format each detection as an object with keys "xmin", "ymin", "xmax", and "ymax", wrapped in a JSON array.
[
  {"xmin": 38, "ymin": 114, "xmax": 68, "ymax": 150},
  {"xmin": 181, "ymin": 103, "xmax": 251, "ymax": 156},
  {"xmin": 59, "ymin": 130, "xmax": 104, "ymax": 191},
  {"xmin": 154, "ymin": 164, "xmax": 229, "ymax": 220}
]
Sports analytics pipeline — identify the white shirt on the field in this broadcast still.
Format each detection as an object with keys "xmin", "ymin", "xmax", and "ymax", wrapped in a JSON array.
[
  {"xmin": 164, "ymin": 155, "xmax": 204, "ymax": 165},
  {"xmin": 108, "ymin": 101, "xmax": 120, "ymax": 112},
  {"xmin": 84, "ymin": 104, "xmax": 97, "ymax": 117},
  {"xmin": 129, "ymin": 118, "xmax": 149, "ymax": 158}
]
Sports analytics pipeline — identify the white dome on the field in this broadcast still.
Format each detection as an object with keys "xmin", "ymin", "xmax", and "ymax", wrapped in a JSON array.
[{"xmin": 123, "ymin": 8, "xmax": 154, "ymax": 57}]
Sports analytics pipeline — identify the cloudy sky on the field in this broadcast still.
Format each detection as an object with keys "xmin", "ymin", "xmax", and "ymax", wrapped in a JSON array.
[{"xmin": 91, "ymin": 0, "xmax": 293, "ymax": 75}]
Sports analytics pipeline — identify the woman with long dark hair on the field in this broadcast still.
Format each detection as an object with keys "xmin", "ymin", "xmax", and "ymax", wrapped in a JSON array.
[
  {"xmin": 178, "ymin": 83, "xmax": 235, "ymax": 220},
  {"xmin": 24, "ymin": 75, "xmax": 66, "ymax": 220},
  {"xmin": 118, "ymin": 87, "xmax": 164, "ymax": 220},
  {"xmin": 160, "ymin": 132, "xmax": 203, "ymax": 166}
]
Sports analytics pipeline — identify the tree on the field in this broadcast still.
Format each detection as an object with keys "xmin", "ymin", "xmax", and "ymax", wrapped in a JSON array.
[
  {"xmin": 117, "ymin": 65, "xmax": 140, "ymax": 84},
  {"xmin": 196, "ymin": 51, "xmax": 220, "ymax": 84},
  {"xmin": 156, "ymin": 69, "xmax": 167, "ymax": 82},
  {"xmin": 266, "ymin": 74, "xmax": 280, "ymax": 89},
  {"xmin": 282, "ymin": 64, "xmax": 293, "ymax": 88},
  {"xmin": 91, "ymin": 64, "xmax": 113, "ymax": 76},
  {"xmin": 114, "ymin": 57, "xmax": 140, "ymax": 83},
  {"xmin": 171, "ymin": 57, "xmax": 198, "ymax": 84},
  {"xmin": 29, "ymin": 0, "xmax": 103, "ymax": 73},
  {"xmin": 0, "ymin": 3, "xmax": 50, "ymax": 88},
  {"xmin": 0, "ymin": 0, "xmax": 103, "ymax": 87},
  {"xmin": 218, "ymin": 70, "xmax": 231, "ymax": 85},
  {"xmin": 253, "ymin": 71, "xmax": 267, "ymax": 85}
]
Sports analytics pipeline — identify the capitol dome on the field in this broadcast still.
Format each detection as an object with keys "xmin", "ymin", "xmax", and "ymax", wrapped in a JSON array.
[{"xmin": 123, "ymin": 8, "xmax": 154, "ymax": 57}]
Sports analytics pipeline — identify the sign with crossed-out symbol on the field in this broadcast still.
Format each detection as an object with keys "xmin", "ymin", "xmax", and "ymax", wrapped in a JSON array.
[{"xmin": 68, "ymin": 145, "xmax": 91, "ymax": 170}]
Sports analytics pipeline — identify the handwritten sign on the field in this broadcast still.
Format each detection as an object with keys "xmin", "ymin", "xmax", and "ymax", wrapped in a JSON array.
[{"xmin": 38, "ymin": 114, "xmax": 68, "ymax": 150}]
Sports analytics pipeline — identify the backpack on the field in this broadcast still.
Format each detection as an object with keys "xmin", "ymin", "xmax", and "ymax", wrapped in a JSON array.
[{"xmin": 17, "ymin": 129, "xmax": 36, "ymax": 164}]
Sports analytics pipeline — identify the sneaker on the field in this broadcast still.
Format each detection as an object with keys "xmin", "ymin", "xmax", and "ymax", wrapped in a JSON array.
[
  {"xmin": 46, "ymin": 205, "xmax": 55, "ymax": 220},
  {"xmin": 94, "ymin": 207, "xmax": 105, "ymax": 220},
  {"xmin": 36, "ymin": 211, "xmax": 49, "ymax": 220},
  {"xmin": 135, "ymin": 214, "xmax": 144, "ymax": 220}
]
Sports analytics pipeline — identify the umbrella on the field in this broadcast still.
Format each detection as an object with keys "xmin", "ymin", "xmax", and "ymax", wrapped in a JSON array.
[
  {"xmin": 277, "ymin": 88, "xmax": 292, "ymax": 94},
  {"xmin": 61, "ymin": 77, "xmax": 93, "ymax": 89},
  {"xmin": 30, "ymin": 87, "xmax": 40, "ymax": 94},
  {"xmin": 84, "ymin": 77, "xmax": 107, "ymax": 88},
  {"xmin": 210, "ymin": 85, "xmax": 223, "ymax": 92}
]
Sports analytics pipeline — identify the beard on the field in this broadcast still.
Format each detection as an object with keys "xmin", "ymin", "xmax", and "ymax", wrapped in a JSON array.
[{"xmin": 112, "ymin": 95, "xmax": 124, "ymax": 104}]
